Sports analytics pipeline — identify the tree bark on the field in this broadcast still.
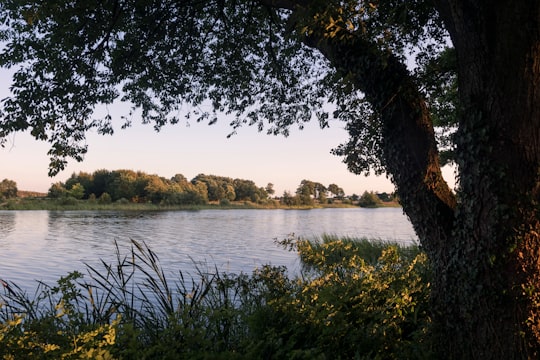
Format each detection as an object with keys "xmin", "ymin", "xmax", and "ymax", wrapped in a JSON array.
[{"xmin": 432, "ymin": 1, "xmax": 540, "ymax": 358}]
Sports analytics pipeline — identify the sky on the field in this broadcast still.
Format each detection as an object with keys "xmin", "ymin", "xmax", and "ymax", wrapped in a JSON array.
[{"xmin": 0, "ymin": 71, "xmax": 456, "ymax": 196}]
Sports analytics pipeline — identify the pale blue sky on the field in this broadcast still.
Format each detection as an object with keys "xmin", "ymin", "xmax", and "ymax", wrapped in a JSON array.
[{"xmin": 1, "ymin": 70, "xmax": 455, "ymax": 196}]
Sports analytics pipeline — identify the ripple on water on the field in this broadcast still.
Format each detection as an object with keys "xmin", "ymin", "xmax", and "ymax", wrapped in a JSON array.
[{"xmin": 1, "ymin": 208, "xmax": 416, "ymax": 291}]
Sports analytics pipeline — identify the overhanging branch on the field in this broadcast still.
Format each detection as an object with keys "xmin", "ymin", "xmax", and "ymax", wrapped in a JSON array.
[{"xmin": 303, "ymin": 23, "xmax": 457, "ymax": 251}]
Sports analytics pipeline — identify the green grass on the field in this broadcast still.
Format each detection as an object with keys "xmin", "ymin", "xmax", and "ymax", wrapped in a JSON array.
[
  {"xmin": 1, "ymin": 196, "xmax": 396, "ymax": 211},
  {"xmin": 1, "ymin": 236, "xmax": 431, "ymax": 359},
  {"xmin": 2, "ymin": 197, "xmax": 270, "ymax": 211},
  {"xmin": 1, "ymin": 197, "xmax": 218, "ymax": 211},
  {"xmin": 293, "ymin": 234, "xmax": 421, "ymax": 268}
]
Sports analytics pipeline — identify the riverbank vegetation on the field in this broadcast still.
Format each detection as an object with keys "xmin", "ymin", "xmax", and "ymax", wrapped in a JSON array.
[
  {"xmin": 0, "ymin": 236, "xmax": 430, "ymax": 359},
  {"xmin": 1, "ymin": 173, "xmax": 400, "ymax": 210}
]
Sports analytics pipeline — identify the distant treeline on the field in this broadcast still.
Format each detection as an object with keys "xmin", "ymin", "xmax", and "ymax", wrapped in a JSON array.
[
  {"xmin": 44, "ymin": 170, "xmax": 362, "ymax": 207},
  {"xmin": 47, "ymin": 170, "xmax": 275, "ymax": 205},
  {"xmin": 3, "ymin": 172, "xmax": 396, "ymax": 208}
]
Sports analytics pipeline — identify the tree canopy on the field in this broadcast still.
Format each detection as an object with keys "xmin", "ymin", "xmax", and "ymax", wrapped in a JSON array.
[
  {"xmin": 51, "ymin": 170, "xmax": 275, "ymax": 205},
  {"xmin": 0, "ymin": 0, "xmax": 452, "ymax": 176},
  {"xmin": 48, "ymin": 169, "xmax": 349, "ymax": 206}
]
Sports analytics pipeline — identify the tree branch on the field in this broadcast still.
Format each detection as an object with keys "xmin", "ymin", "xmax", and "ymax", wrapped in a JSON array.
[{"xmin": 304, "ymin": 26, "xmax": 457, "ymax": 253}]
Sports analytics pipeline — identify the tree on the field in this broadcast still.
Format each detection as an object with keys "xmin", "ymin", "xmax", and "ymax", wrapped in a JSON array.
[
  {"xmin": 315, "ymin": 182, "xmax": 327, "ymax": 201},
  {"xmin": 257, "ymin": 186, "xmax": 269, "ymax": 202},
  {"xmin": 68, "ymin": 183, "xmax": 85, "ymax": 200},
  {"xmin": 265, "ymin": 183, "xmax": 275, "ymax": 197},
  {"xmin": 0, "ymin": 179, "xmax": 17, "ymax": 199},
  {"xmin": 0, "ymin": 1, "xmax": 539, "ymax": 357},
  {"xmin": 296, "ymin": 179, "xmax": 316, "ymax": 205},
  {"xmin": 192, "ymin": 174, "xmax": 236, "ymax": 202},
  {"xmin": 47, "ymin": 182, "xmax": 66, "ymax": 199},
  {"xmin": 233, "ymin": 178, "xmax": 262, "ymax": 202},
  {"xmin": 358, "ymin": 191, "xmax": 382, "ymax": 208},
  {"xmin": 144, "ymin": 176, "xmax": 169, "ymax": 204},
  {"xmin": 376, "ymin": 192, "xmax": 392, "ymax": 202},
  {"xmin": 91, "ymin": 169, "xmax": 112, "ymax": 198},
  {"xmin": 327, "ymin": 183, "xmax": 345, "ymax": 199},
  {"xmin": 281, "ymin": 190, "xmax": 299, "ymax": 206},
  {"xmin": 65, "ymin": 172, "xmax": 94, "ymax": 199},
  {"xmin": 108, "ymin": 170, "xmax": 138, "ymax": 201},
  {"xmin": 171, "ymin": 174, "xmax": 188, "ymax": 185},
  {"xmin": 318, "ymin": 189, "xmax": 327, "ymax": 204}
]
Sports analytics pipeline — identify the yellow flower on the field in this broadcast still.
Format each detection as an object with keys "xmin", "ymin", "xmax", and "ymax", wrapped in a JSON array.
[
  {"xmin": 43, "ymin": 343, "xmax": 61, "ymax": 353},
  {"xmin": 103, "ymin": 326, "xmax": 116, "ymax": 346}
]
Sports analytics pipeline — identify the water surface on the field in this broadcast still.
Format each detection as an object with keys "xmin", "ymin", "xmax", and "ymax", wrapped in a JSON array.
[{"xmin": 0, "ymin": 208, "xmax": 416, "ymax": 290}]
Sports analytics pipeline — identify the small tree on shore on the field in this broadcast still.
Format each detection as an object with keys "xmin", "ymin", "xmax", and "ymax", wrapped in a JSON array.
[
  {"xmin": 358, "ymin": 191, "xmax": 382, "ymax": 208},
  {"xmin": 48, "ymin": 182, "xmax": 67, "ymax": 199},
  {"xmin": 69, "ymin": 183, "xmax": 85, "ymax": 200},
  {"xmin": 0, "ymin": 179, "xmax": 17, "ymax": 199}
]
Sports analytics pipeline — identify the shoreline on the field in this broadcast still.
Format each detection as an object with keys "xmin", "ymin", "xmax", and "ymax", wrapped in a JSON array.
[{"xmin": 0, "ymin": 196, "xmax": 400, "ymax": 211}]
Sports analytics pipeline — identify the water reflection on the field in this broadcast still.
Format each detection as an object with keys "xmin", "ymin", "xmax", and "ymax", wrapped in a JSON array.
[
  {"xmin": 0, "ymin": 211, "xmax": 16, "ymax": 247},
  {"xmin": 2, "ymin": 208, "xmax": 416, "ymax": 291}
]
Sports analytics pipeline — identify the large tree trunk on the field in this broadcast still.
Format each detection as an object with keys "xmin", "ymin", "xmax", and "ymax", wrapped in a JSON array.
[
  {"xmin": 300, "ymin": 2, "xmax": 540, "ymax": 358},
  {"xmin": 432, "ymin": 1, "xmax": 540, "ymax": 358}
]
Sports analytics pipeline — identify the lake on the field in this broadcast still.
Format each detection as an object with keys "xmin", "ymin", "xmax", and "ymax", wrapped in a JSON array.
[{"xmin": 0, "ymin": 208, "xmax": 417, "ymax": 291}]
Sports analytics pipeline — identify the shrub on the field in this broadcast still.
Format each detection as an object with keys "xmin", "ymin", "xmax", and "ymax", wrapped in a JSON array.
[
  {"xmin": 69, "ymin": 183, "xmax": 85, "ymax": 200},
  {"xmin": 219, "ymin": 198, "xmax": 231, "ymax": 206},
  {"xmin": 0, "ymin": 272, "xmax": 119, "ymax": 359},
  {"xmin": 58, "ymin": 196, "xmax": 78, "ymax": 206},
  {"xmin": 272, "ymin": 235, "xmax": 432, "ymax": 359},
  {"xmin": 98, "ymin": 192, "xmax": 112, "ymax": 204},
  {"xmin": 0, "ymin": 237, "xmax": 431, "ymax": 359},
  {"xmin": 48, "ymin": 182, "xmax": 67, "ymax": 199},
  {"xmin": 161, "ymin": 190, "xmax": 207, "ymax": 206},
  {"xmin": 358, "ymin": 191, "xmax": 383, "ymax": 207}
]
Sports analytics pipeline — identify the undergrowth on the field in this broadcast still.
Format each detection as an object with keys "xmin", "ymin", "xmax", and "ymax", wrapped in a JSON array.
[{"xmin": 0, "ymin": 236, "xmax": 431, "ymax": 359}]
